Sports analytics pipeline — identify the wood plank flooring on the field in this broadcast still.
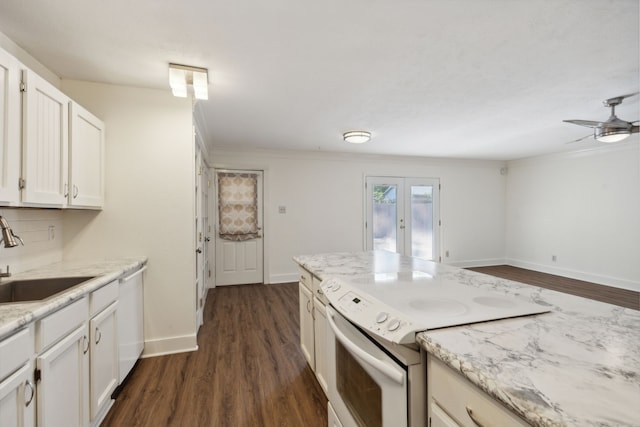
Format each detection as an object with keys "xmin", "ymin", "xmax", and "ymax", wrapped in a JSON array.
[
  {"xmin": 102, "ymin": 283, "xmax": 327, "ymax": 427},
  {"xmin": 468, "ymin": 265, "xmax": 639, "ymax": 310}
]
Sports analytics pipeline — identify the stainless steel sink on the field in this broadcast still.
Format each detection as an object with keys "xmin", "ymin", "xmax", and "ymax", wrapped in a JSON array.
[{"xmin": 0, "ymin": 276, "xmax": 96, "ymax": 304}]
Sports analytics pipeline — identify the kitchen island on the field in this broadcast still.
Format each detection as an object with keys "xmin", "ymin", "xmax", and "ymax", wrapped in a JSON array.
[{"xmin": 294, "ymin": 251, "xmax": 640, "ymax": 427}]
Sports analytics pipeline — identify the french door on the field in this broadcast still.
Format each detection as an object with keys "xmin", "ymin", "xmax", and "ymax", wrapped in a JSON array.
[{"xmin": 365, "ymin": 176, "xmax": 440, "ymax": 261}]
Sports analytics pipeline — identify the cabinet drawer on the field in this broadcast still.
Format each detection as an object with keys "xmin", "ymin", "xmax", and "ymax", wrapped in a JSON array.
[
  {"xmin": 428, "ymin": 355, "xmax": 529, "ymax": 427},
  {"xmin": 90, "ymin": 280, "xmax": 118, "ymax": 316},
  {"xmin": 0, "ymin": 326, "xmax": 34, "ymax": 380},
  {"xmin": 298, "ymin": 267, "xmax": 312, "ymax": 290},
  {"xmin": 36, "ymin": 297, "xmax": 88, "ymax": 352}
]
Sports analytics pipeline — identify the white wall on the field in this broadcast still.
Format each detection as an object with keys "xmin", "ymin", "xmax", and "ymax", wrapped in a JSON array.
[
  {"xmin": 506, "ymin": 140, "xmax": 640, "ymax": 291},
  {"xmin": 210, "ymin": 148, "xmax": 507, "ymax": 283},
  {"xmin": 60, "ymin": 80, "xmax": 197, "ymax": 356}
]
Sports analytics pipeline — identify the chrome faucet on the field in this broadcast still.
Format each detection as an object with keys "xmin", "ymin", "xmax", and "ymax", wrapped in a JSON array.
[{"xmin": 0, "ymin": 216, "xmax": 24, "ymax": 248}]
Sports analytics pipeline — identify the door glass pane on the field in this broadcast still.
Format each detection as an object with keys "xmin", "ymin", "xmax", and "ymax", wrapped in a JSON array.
[
  {"xmin": 410, "ymin": 185, "xmax": 433, "ymax": 260},
  {"xmin": 336, "ymin": 340, "xmax": 382, "ymax": 427},
  {"xmin": 372, "ymin": 184, "xmax": 397, "ymax": 253}
]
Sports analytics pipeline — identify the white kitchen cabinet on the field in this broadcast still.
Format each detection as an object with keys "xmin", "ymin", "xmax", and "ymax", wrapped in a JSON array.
[
  {"xmin": 117, "ymin": 266, "xmax": 145, "ymax": 383},
  {"xmin": 427, "ymin": 354, "xmax": 529, "ymax": 427},
  {"xmin": 21, "ymin": 68, "xmax": 70, "ymax": 207},
  {"xmin": 68, "ymin": 102, "xmax": 104, "ymax": 209},
  {"xmin": 0, "ymin": 362, "xmax": 36, "ymax": 427},
  {"xmin": 312, "ymin": 296, "xmax": 328, "ymax": 394},
  {"xmin": 0, "ymin": 326, "xmax": 35, "ymax": 427},
  {"xmin": 36, "ymin": 324, "xmax": 90, "ymax": 427},
  {"xmin": 298, "ymin": 281, "xmax": 315, "ymax": 368},
  {"xmin": 0, "ymin": 47, "xmax": 21, "ymax": 205},
  {"xmin": 89, "ymin": 301, "xmax": 118, "ymax": 425}
]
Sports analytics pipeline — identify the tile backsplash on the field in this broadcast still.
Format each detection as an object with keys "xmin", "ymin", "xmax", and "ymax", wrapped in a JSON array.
[{"xmin": 0, "ymin": 208, "xmax": 63, "ymax": 274}]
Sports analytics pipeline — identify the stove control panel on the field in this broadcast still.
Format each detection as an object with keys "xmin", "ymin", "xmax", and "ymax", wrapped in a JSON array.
[{"xmin": 321, "ymin": 277, "xmax": 416, "ymax": 344}]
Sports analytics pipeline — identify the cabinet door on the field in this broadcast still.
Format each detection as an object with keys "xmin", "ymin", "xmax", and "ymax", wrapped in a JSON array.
[
  {"xmin": 313, "ymin": 297, "xmax": 328, "ymax": 394},
  {"xmin": 36, "ymin": 324, "xmax": 89, "ymax": 427},
  {"xmin": 21, "ymin": 68, "xmax": 69, "ymax": 207},
  {"xmin": 89, "ymin": 302, "xmax": 118, "ymax": 423},
  {"xmin": 0, "ymin": 48, "xmax": 21, "ymax": 205},
  {"xmin": 0, "ymin": 362, "xmax": 36, "ymax": 427},
  {"xmin": 298, "ymin": 282, "xmax": 315, "ymax": 369},
  {"xmin": 69, "ymin": 102, "xmax": 104, "ymax": 209}
]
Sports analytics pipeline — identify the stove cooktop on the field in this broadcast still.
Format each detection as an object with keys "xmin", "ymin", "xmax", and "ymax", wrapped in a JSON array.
[{"xmin": 321, "ymin": 271, "xmax": 550, "ymax": 345}]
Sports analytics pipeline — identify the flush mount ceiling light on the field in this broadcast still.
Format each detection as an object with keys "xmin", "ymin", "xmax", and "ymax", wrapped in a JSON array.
[
  {"xmin": 169, "ymin": 63, "xmax": 209, "ymax": 100},
  {"xmin": 343, "ymin": 130, "xmax": 371, "ymax": 144}
]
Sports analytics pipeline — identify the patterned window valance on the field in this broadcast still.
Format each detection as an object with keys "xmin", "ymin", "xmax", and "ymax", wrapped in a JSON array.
[{"xmin": 218, "ymin": 172, "xmax": 258, "ymax": 241}]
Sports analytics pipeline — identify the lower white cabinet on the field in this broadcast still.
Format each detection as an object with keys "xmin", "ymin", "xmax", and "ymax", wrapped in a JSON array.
[
  {"xmin": 427, "ymin": 354, "xmax": 529, "ymax": 427},
  {"xmin": 299, "ymin": 282, "xmax": 315, "ymax": 368},
  {"xmin": 0, "ymin": 326, "xmax": 36, "ymax": 427},
  {"xmin": 36, "ymin": 324, "xmax": 90, "ymax": 427},
  {"xmin": 89, "ymin": 301, "xmax": 118, "ymax": 425},
  {"xmin": 312, "ymin": 297, "xmax": 328, "ymax": 393},
  {"xmin": 0, "ymin": 361, "xmax": 35, "ymax": 427}
]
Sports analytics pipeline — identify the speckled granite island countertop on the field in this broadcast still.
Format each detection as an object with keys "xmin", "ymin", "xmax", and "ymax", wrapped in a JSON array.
[
  {"xmin": 293, "ymin": 251, "xmax": 640, "ymax": 427},
  {"xmin": 0, "ymin": 257, "xmax": 147, "ymax": 340}
]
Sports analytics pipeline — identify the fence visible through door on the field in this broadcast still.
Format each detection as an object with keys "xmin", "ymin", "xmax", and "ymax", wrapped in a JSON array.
[
  {"xmin": 365, "ymin": 176, "xmax": 440, "ymax": 261},
  {"xmin": 215, "ymin": 170, "xmax": 264, "ymax": 285}
]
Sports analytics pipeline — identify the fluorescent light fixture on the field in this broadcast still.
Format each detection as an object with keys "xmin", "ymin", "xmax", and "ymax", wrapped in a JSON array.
[
  {"xmin": 343, "ymin": 130, "xmax": 371, "ymax": 144},
  {"xmin": 594, "ymin": 126, "xmax": 631, "ymax": 143},
  {"xmin": 168, "ymin": 63, "xmax": 209, "ymax": 100}
]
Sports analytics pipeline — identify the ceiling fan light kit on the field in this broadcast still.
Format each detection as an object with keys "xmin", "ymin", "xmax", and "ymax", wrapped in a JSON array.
[{"xmin": 563, "ymin": 92, "xmax": 639, "ymax": 144}]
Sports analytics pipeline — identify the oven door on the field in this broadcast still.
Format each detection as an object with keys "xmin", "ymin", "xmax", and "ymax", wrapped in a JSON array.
[{"xmin": 326, "ymin": 306, "xmax": 408, "ymax": 427}]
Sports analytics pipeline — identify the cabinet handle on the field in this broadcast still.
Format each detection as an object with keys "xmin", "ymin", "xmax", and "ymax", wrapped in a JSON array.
[
  {"xmin": 24, "ymin": 380, "xmax": 35, "ymax": 407},
  {"xmin": 316, "ymin": 288, "xmax": 324, "ymax": 296},
  {"xmin": 64, "ymin": 183, "xmax": 69, "ymax": 197},
  {"xmin": 465, "ymin": 406, "xmax": 488, "ymax": 427},
  {"xmin": 95, "ymin": 327, "xmax": 102, "ymax": 345},
  {"xmin": 83, "ymin": 335, "xmax": 89, "ymax": 354},
  {"xmin": 73, "ymin": 185, "xmax": 79, "ymax": 199},
  {"xmin": 306, "ymin": 300, "xmax": 311, "ymax": 313}
]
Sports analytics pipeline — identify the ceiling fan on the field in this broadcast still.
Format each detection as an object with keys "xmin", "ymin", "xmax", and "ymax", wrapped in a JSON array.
[{"xmin": 564, "ymin": 92, "xmax": 639, "ymax": 143}]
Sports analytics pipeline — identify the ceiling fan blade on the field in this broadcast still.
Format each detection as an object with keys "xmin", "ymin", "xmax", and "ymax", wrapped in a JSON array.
[
  {"xmin": 565, "ymin": 134, "xmax": 593, "ymax": 144},
  {"xmin": 605, "ymin": 92, "xmax": 639, "ymax": 105},
  {"xmin": 563, "ymin": 119, "xmax": 602, "ymax": 128}
]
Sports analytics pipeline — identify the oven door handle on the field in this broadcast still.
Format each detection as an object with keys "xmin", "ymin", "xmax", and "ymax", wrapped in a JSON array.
[{"xmin": 327, "ymin": 307, "xmax": 405, "ymax": 385}]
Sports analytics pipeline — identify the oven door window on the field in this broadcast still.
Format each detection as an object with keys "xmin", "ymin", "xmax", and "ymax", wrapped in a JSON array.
[{"xmin": 336, "ymin": 339, "xmax": 382, "ymax": 427}]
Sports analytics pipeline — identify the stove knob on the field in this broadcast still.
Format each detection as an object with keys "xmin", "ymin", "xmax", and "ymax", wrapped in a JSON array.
[
  {"xmin": 375, "ymin": 312, "xmax": 388, "ymax": 323},
  {"xmin": 387, "ymin": 319, "xmax": 401, "ymax": 331}
]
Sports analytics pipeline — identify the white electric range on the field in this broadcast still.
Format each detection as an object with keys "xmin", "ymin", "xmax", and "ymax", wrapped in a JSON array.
[
  {"xmin": 321, "ymin": 265, "xmax": 550, "ymax": 427},
  {"xmin": 322, "ymin": 269, "xmax": 550, "ymax": 345}
]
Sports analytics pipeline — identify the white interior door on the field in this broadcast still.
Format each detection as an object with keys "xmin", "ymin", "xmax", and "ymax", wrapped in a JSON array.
[
  {"xmin": 366, "ymin": 176, "xmax": 440, "ymax": 261},
  {"xmin": 215, "ymin": 169, "xmax": 264, "ymax": 285}
]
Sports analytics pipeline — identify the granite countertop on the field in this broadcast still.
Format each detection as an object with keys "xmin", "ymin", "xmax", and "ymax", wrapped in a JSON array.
[
  {"xmin": 0, "ymin": 257, "xmax": 147, "ymax": 340},
  {"xmin": 294, "ymin": 251, "xmax": 640, "ymax": 427}
]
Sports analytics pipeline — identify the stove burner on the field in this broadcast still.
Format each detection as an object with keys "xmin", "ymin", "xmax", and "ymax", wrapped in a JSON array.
[
  {"xmin": 408, "ymin": 298, "xmax": 468, "ymax": 316},
  {"xmin": 472, "ymin": 296, "xmax": 517, "ymax": 308}
]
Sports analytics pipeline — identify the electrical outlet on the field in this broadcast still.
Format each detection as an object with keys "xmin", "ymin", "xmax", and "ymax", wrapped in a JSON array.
[
  {"xmin": 445, "ymin": 250, "xmax": 450, "ymax": 257},
  {"xmin": 278, "ymin": 206, "xmax": 286, "ymax": 214},
  {"xmin": 551, "ymin": 255, "xmax": 557, "ymax": 262},
  {"xmin": 48, "ymin": 225, "xmax": 55, "ymax": 241}
]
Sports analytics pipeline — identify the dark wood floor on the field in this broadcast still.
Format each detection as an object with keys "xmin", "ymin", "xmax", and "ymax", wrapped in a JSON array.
[
  {"xmin": 102, "ymin": 282, "xmax": 327, "ymax": 427},
  {"xmin": 102, "ymin": 266, "xmax": 637, "ymax": 427},
  {"xmin": 468, "ymin": 265, "xmax": 639, "ymax": 310}
]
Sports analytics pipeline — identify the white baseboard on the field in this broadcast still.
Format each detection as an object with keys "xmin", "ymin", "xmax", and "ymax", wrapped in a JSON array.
[
  {"xmin": 268, "ymin": 272, "xmax": 300, "ymax": 284},
  {"xmin": 142, "ymin": 334, "xmax": 198, "ymax": 358},
  {"xmin": 506, "ymin": 258, "xmax": 640, "ymax": 293},
  {"xmin": 445, "ymin": 258, "xmax": 506, "ymax": 268}
]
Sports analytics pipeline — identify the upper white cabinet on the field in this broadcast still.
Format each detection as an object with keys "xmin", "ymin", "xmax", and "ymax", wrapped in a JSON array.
[
  {"xmin": 21, "ymin": 68, "xmax": 69, "ymax": 207},
  {"xmin": 0, "ymin": 48, "xmax": 21, "ymax": 205},
  {"xmin": 69, "ymin": 102, "xmax": 104, "ymax": 209}
]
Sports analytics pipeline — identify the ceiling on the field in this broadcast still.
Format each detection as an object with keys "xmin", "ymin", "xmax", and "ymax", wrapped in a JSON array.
[{"xmin": 0, "ymin": 0, "xmax": 638, "ymax": 160}]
